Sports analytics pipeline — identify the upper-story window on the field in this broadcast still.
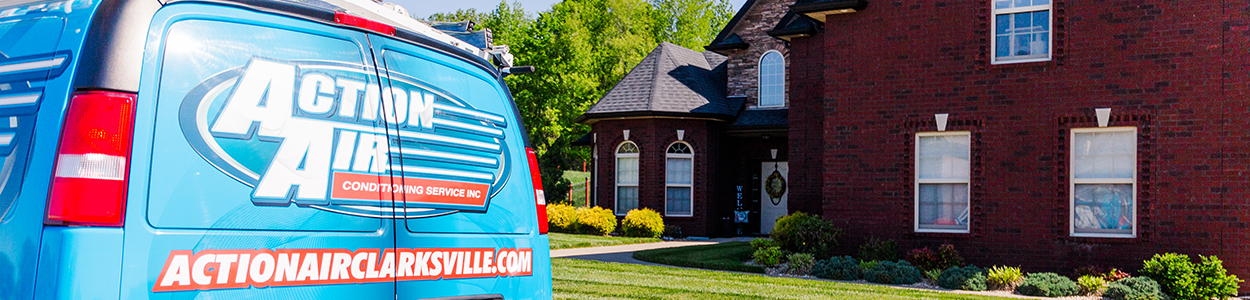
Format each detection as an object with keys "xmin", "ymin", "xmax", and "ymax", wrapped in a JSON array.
[
  {"xmin": 1070, "ymin": 127, "xmax": 1137, "ymax": 238},
  {"xmin": 615, "ymin": 142, "xmax": 640, "ymax": 215},
  {"xmin": 665, "ymin": 142, "xmax": 693, "ymax": 217},
  {"xmin": 915, "ymin": 132, "xmax": 971, "ymax": 233},
  {"xmin": 758, "ymin": 50, "xmax": 785, "ymax": 107},
  {"xmin": 992, "ymin": 0, "xmax": 1051, "ymax": 64}
]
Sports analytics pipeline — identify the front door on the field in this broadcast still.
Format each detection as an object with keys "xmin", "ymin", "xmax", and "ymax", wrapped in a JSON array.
[{"xmin": 760, "ymin": 162, "xmax": 788, "ymax": 234}]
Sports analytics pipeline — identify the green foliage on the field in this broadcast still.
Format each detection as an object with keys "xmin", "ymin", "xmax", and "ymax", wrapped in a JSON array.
[
  {"xmin": 812, "ymin": 256, "xmax": 861, "ymax": 280},
  {"xmin": 631, "ymin": 241, "xmax": 764, "ymax": 273},
  {"xmin": 750, "ymin": 238, "xmax": 777, "ymax": 250},
  {"xmin": 905, "ymin": 244, "xmax": 964, "ymax": 272},
  {"xmin": 938, "ymin": 266, "xmax": 986, "ymax": 291},
  {"xmin": 859, "ymin": 260, "xmax": 879, "ymax": 271},
  {"xmin": 546, "ymin": 203, "xmax": 578, "ymax": 233},
  {"xmin": 1104, "ymin": 277, "xmax": 1169, "ymax": 300},
  {"xmin": 620, "ymin": 208, "xmax": 664, "ymax": 237},
  {"xmin": 1017, "ymin": 273, "xmax": 1080, "ymax": 297},
  {"xmin": 924, "ymin": 269, "xmax": 942, "ymax": 282},
  {"xmin": 857, "ymin": 238, "xmax": 899, "ymax": 262},
  {"xmin": 649, "ymin": 0, "xmax": 733, "ymax": 51},
  {"xmin": 862, "ymin": 260, "xmax": 923, "ymax": 285},
  {"xmin": 1078, "ymin": 275, "xmax": 1109, "ymax": 296},
  {"xmin": 985, "ymin": 266, "xmax": 1023, "ymax": 290},
  {"xmin": 769, "ymin": 212, "xmax": 842, "ymax": 258},
  {"xmin": 1139, "ymin": 253, "xmax": 1241, "ymax": 300},
  {"xmin": 574, "ymin": 206, "xmax": 616, "ymax": 235},
  {"xmin": 752, "ymin": 246, "xmax": 784, "ymax": 267},
  {"xmin": 785, "ymin": 253, "xmax": 816, "ymax": 275}
]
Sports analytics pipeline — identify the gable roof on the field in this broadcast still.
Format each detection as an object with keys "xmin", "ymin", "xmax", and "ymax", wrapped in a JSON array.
[
  {"xmin": 576, "ymin": 42, "xmax": 739, "ymax": 124},
  {"xmin": 705, "ymin": 0, "xmax": 757, "ymax": 53}
]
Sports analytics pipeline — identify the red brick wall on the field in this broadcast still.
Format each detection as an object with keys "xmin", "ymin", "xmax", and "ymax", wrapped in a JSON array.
[
  {"xmin": 590, "ymin": 119, "xmax": 722, "ymax": 236},
  {"xmin": 791, "ymin": 0, "xmax": 1250, "ymax": 281}
]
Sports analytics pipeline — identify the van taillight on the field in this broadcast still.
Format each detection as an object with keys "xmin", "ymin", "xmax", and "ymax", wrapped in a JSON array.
[
  {"xmin": 334, "ymin": 11, "xmax": 395, "ymax": 35},
  {"xmin": 45, "ymin": 91, "xmax": 136, "ymax": 227},
  {"xmin": 526, "ymin": 147, "xmax": 547, "ymax": 234}
]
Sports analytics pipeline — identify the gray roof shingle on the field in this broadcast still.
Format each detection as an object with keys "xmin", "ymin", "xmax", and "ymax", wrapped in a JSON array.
[{"xmin": 577, "ymin": 42, "xmax": 738, "ymax": 123}]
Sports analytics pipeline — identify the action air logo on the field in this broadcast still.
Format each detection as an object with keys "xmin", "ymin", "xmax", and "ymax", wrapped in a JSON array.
[{"xmin": 180, "ymin": 58, "xmax": 509, "ymax": 218}]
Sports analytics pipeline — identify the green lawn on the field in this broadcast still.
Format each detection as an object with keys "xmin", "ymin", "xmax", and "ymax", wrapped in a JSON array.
[
  {"xmin": 632, "ymin": 241, "xmax": 764, "ymax": 273},
  {"xmin": 553, "ymin": 258, "xmax": 1017, "ymax": 300},
  {"xmin": 563, "ymin": 171, "xmax": 590, "ymax": 183},
  {"xmin": 549, "ymin": 233, "xmax": 662, "ymax": 250}
]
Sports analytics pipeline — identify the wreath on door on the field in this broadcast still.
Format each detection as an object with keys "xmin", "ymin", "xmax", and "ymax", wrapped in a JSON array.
[{"xmin": 765, "ymin": 162, "xmax": 787, "ymax": 205}]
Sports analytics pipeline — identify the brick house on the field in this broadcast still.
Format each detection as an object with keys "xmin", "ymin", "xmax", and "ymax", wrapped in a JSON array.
[{"xmin": 775, "ymin": 0, "xmax": 1250, "ymax": 283}]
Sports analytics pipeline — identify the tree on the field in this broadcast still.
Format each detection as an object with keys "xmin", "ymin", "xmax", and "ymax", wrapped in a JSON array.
[{"xmin": 651, "ymin": 0, "xmax": 734, "ymax": 51}]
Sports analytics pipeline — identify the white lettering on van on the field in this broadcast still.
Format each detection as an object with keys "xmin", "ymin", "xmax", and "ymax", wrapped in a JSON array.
[{"xmin": 211, "ymin": 59, "xmax": 294, "ymax": 137}]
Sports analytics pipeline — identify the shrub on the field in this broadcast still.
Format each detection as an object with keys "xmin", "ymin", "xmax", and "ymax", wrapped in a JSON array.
[
  {"xmin": 1140, "ymin": 253, "xmax": 1242, "ymax": 300},
  {"xmin": 621, "ymin": 208, "xmax": 664, "ymax": 238},
  {"xmin": 545, "ymin": 204, "xmax": 577, "ymax": 233},
  {"xmin": 812, "ymin": 256, "xmax": 861, "ymax": 280},
  {"xmin": 858, "ymin": 238, "xmax": 898, "ymax": 262},
  {"xmin": 938, "ymin": 266, "xmax": 987, "ymax": 291},
  {"xmin": 905, "ymin": 244, "xmax": 964, "ymax": 272},
  {"xmin": 750, "ymin": 238, "xmax": 778, "ymax": 250},
  {"xmin": 1106, "ymin": 269, "xmax": 1132, "ymax": 282},
  {"xmin": 859, "ymin": 260, "xmax": 879, "ymax": 271},
  {"xmin": 1017, "ymin": 272, "xmax": 1081, "ymax": 297},
  {"xmin": 862, "ymin": 260, "xmax": 923, "ymax": 285},
  {"xmin": 986, "ymin": 266, "xmax": 1024, "ymax": 291},
  {"xmin": 770, "ymin": 212, "xmax": 841, "ymax": 258},
  {"xmin": 752, "ymin": 246, "xmax": 784, "ymax": 267},
  {"xmin": 1104, "ymin": 277, "xmax": 1168, "ymax": 300},
  {"xmin": 574, "ymin": 206, "xmax": 616, "ymax": 235},
  {"xmin": 924, "ymin": 269, "xmax": 942, "ymax": 282},
  {"xmin": 1078, "ymin": 275, "xmax": 1109, "ymax": 296},
  {"xmin": 786, "ymin": 253, "xmax": 816, "ymax": 275}
]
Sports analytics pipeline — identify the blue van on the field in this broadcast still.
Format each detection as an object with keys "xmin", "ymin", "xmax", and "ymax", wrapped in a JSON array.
[{"xmin": 0, "ymin": 0, "xmax": 552, "ymax": 298}]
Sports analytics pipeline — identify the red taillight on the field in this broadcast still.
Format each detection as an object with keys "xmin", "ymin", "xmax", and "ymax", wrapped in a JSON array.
[
  {"xmin": 334, "ymin": 11, "xmax": 395, "ymax": 35},
  {"xmin": 45, "ymin": 91, "xmax": 136, "ymax": 227},
  {"xmin": 526, "ymin": 147, "xmax": 547, "ymax": 234}
]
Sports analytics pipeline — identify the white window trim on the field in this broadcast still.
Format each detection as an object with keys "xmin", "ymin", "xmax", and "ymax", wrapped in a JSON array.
[
  {"xmin": 1069, "ymin": 127, "xmax": 1138, "ymax": 238},
  {"xmin": 914, "ymin": 131, "xmax": 972, "ymax": 234},
  {"xmin": 665, "ymin": 142, "xmax": 694, "ymax": 217},
  {"xmin": 615, "ymin": 141, "xmax": 640, "ymax": 216},
  {"xmin": 990, "ymin": 1, "xmax": 1053, "ymax": 65},
  {"xmin": 757, "ymin": 50, "xmax": 786, "ymax": 108}
]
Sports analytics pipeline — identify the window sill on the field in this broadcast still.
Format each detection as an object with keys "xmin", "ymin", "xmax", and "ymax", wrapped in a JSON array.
[
  {"xmin": 991, "ymin": 56, "xmax": 1052, "ymax": 65},
  {"xmin": 665, "ymin": 214, "xmax": 695, "ymax": 218}
]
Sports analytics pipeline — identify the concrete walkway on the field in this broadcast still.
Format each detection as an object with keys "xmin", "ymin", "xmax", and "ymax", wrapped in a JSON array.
[{"xmin": 551, "ymin": 240, "xmax": 719, "ymax": 266}]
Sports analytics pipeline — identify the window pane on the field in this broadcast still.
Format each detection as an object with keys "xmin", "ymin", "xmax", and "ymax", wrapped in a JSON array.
[
  {"xmin": 1073, "ymin": 184, "xmax": 1133, "ymax": 235},
  {"xmin": 918, "ymin": 134, "xmax": 970, "ymax": 179},
  {"xmin": 617, "ymin": 157, "xmax": 638, "ymax": 184},
  {"xmin": 1073, "ymin": 130, "xmax": 1135, "ymax": 179},
  {"xmin": 918, "ymin": 183, "xmax": 969, "ymax": 231},
  {"xmin": 759, "ymin": 52, "xmax": 785, "ymax": 107},
  {"xmin": 666, "ymin": 187, "xmax": 691, "ymax": 215},
  {"xmin": 995, "ymin": 0, "xmax": 1011, "ymax": 9},
  {"xmin": 617, "ymin": 186, "xmax": 638, "ymax": 212},
  {"xmin": 995, "ymin": 14, "xmax": 1010, "ymax": 35},
  {"xmin": 995, "ymin": 11, "xmax": 1050, "ymax": 60},
  {"xmin": 666, "ymin": 157, "xmax": 692, "ymax": 184}
]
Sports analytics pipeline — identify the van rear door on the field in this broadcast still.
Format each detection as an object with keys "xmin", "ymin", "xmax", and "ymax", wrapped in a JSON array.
[{"xmin": 123, "ymin": 3, "xmax": 400, "ymax": 298}]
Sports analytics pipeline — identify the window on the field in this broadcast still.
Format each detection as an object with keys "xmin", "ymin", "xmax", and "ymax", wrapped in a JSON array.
[
  {"xmin": 915, "ymin": 132, "xmax": 971, "ymax": 233},
  {"xmin": 758, "ymin": 51, "xmax": 785, "ymax": 107},
  {"xmin": 1070, "ymin": 127, "xmax": 1136, "ymax": 238},
  {"xmin": 665, "ymin": 142, "xmax": 693, "ymax": 216},
  {"xmin": 992, "ymin": 0, "xmax": 1051, "ymax": 64},
  {"xmin": 615, "ymin": 142, "xmax": 640, "ymax": 215}
]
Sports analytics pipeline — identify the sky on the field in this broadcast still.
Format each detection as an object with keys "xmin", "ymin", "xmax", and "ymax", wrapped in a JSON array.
[{"xmin": 395, "ymin": 0, "xmax": 749, "ymax": 19}]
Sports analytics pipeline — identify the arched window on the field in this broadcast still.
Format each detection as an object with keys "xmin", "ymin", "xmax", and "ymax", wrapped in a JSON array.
[
  {"xmin": 665, "ymin": 142, "xmax": 693, "ymax": 216},
  {"xmin": 758, "ymin": 50, "xmax": 785, "ymax": 108},
  {"xmin": 615, "ymin": 142, "xmax": 640, "ymax": 215}
]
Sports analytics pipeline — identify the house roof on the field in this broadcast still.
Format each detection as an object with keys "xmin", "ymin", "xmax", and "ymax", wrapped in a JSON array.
[
  {"xmin": 705, "ymin": 0, "xmax": 757, "ymax": 53},
  {"xmin": 729, "ymin": 108, "xmax": 789, "ymax": 130},
  {"xmin": 576, "ymin": 42, "xmax": 740, "ymax": 124},
  {"xmin": 788, "ymin": 0, "xmax": 867, "ymax": 22},
  {"xmin": 767, "ymin": 10, "xmax": 820, "ymax": 41}
]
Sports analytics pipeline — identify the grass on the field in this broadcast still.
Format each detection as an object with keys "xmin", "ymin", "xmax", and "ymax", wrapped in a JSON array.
[
  {"xmin": 563, "ymin": 171, "xmax": 590, "ymax": 183},
  {"xmin": 553, "ymin": 258, "xmax": 1020, "ymax": 300},
  {"xmin": 632, "ymin": 241, "xmax": 764, "ymax": 273},
  {"xmin": 549, "ymin": 232, "xmax": 661, "ymax": 250}
]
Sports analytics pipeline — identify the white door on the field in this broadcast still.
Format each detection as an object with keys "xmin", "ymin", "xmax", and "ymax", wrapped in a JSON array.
[{"xmin": 760, "ymin": 162, "xmax": 788, "ymax": 233}]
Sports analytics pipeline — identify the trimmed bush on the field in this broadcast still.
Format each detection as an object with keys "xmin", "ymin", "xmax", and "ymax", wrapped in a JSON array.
[
  {"xmin": 1140, "ymin": 253, "xmax": 1242, "ymax": 300},
  {"xmin": 1078, "ymin": 275, "xmax": 1109, "ymax": 296},
  {"xmin": 938, "ymin": 266, "xmax": 987, "ymax": 291},
  {"xmin": 752, "ymin": 246, "xmax": 784, "ymax": 267},
  {"xmin": 621, "ymin": 208, "xmax": 664, "ymax": 238},
  {"xmin": 786, "ymin": 253, "xmax": 816, "ymax": 275},
  {"xmin": 1017, "ymin": 272, "xmax": 1080, "ymax": 297},
  {"xmin": 750, "ymin": 238, "xmax": 777, "ymax": 250},
  {"xmin": 770, "ymin": 212, "xmax": 841, "ymax": 258},
  {"xmin": 905, "ymin": 244, "xmax": 964, "ymax": 272},
  {"xmin": 924, "ymin": 269, "xmax": 942, "ymax": 282},
  {"xmin": 862, "ymin": 260, "xmax": 923, "ymax": 285},
  {"xmin": 574, "ymin": 206, "xmax": 616, "ymax": 235},
  {"xmin": 859, "ymin": 260, "xmax": 879, "ymax": 271},
  {"xmin": 986, "ymin": 266, "xmax": 1023, "ymax": 291},
  {"xmin": 546, "ymin": 204, "xmax": 578, "ymax": 233},
  {"xmin": 1104, "ymin": 277, "xmax": 1168, "ymax": 300},
  {"xmin": 858, "ymin": 238, "xmax": 898, "ymax": 262},
  {"xmin": 812, "ymin": 256, "xmax": 861, "ymax": 280}
]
